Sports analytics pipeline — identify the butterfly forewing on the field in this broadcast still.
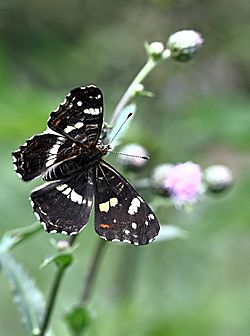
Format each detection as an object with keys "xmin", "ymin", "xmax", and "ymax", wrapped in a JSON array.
[
  {"xmin": 48, "ymin": 86, "xmax": 103, "ymax": 147},
  {"xmin": 12, "ymin": 133, "xmax": 79, "ymax": 181},
  {"xmin": 31, "ymin": 170, "xmax": 94, "ymax": 234},
  {"xmin": 94, "ymin": 161, "xmax": 160, "ymax": 245}
]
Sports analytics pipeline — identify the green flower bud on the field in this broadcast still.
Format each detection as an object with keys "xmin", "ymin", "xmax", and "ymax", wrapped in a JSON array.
[
  {"xmin": 117, "ymin": 143, "xmax": 149, "ymax": 171},
  {"xmin": 145, "ymin": 41, "xmax": 165, "ymax": 61},
  {"xmin": 151, "ymin": 163, "xmax": 173, "ymax": 196},
  {"xmin": 204, "ymin": 165, "xmax": 233, "ymax": 194},
  {"xmin": 167, "ymin": 30, "xmax": 204, "ymax": 62},
  {"xmin": 56, "ymin": 240, "xmax": 70, "ymax": 251}
]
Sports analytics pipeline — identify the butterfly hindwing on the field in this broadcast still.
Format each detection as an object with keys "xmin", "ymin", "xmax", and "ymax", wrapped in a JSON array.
[
  {"xmin": 94, "ymin": 161, "xmax": 160, "ymax": 245},
  {"xmin": 12, "ymin": 133, "xmax": 82, "ymax": 182},
  {"xmin": 48, "ymin": 86, "xmax": 103, "ymax": 147},
  {"xmin": 30, "ymin": 170, "xmax": 94, "ymax": 234}
]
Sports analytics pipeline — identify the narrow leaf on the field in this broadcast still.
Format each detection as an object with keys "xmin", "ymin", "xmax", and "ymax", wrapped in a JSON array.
[
  {"xmin": 0, "ymin": 252, "xmax": 45, "ymax": 335},
  {"xmin": 0, "ymin": 222, "xmax": 41, "ymax": 252},
  {"xmin": 155, "ymin": 225, "xmax": 188, "ymax": 242}
]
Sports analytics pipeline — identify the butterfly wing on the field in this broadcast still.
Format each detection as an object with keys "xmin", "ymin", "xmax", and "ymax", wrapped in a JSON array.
[
  {"xmin": 12, "ymin": 133, "xmax": 82, "ymax": 181},
  {"xmin": 30, "ymin": 170, "xmax": 94, "ymax": 234},
  {"xmin": 12, "ymin": 85, "xmax": 103, "ymax": 182},
  {"xmin": 94, "ymin": 161, "xmax": 160, "ymax": 245},
  {"xmin": 48, "ymin": 85, "xmax": 103, "ymax": 147}
]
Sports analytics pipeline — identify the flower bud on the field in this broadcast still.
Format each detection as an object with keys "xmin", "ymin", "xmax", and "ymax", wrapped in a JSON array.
[
  {"xmin": 167, "ymin": 30, "xmax": 204, "ymax": 62},
  {"xmin": 151, "ymin": 163, "xmax": 174, "ymax": 196},
  {"xmin": 56, "ymin": 240, "xmax": 70, "ymax": 251},
  {"xmin": 133, "ymin": 83, "xmax": 144, "ymax": 95},
  {"xmin": 204, "ymin": 165, "xmax": 233, "ymax": 193},
  {"xmin": 146, "ymin": 41, "xmax": 165, "ymax": 60},
  {"xmin": 117, "ymin": 143, "xmax": 149, "ymax": 171}
]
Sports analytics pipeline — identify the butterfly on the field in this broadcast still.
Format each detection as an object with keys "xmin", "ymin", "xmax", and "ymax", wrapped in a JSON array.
[{"xmin": 12, "ymin": 85, "xmax": 160, "ymax": 245}]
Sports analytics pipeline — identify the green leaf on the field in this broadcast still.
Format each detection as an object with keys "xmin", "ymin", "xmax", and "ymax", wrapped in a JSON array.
[
  {"xmin": 65, "ymin": 305, "xmax": 92, "ymax": 336},
  {"xmin": 155, "ymin": 225, "xmax": 188, "ymax": 242},
  {"xmin": 0, "ymin": 252, "xmax": 45, "ymax": 335},
  {"xmin": 0, "ymin": 222, "xmax": 42, "ymax": 252},
  {"xmin": 40, "ymin": 253, "xmax": 73, "ymax": 270}
]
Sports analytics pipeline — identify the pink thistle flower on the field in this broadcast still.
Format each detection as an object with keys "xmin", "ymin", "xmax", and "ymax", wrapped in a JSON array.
[{"xmin": 164, "ymin": 162, "xmax": 203, "ymax": 207}]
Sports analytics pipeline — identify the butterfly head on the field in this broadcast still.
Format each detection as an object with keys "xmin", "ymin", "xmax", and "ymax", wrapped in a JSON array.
[{"xmin": 96, "ymin": 141, "xmax": 111, "ymax": 157}]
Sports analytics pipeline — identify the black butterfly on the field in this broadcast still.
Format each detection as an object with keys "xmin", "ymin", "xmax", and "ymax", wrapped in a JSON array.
[{"xmin": 12, "ymin": 85, "xmax": 160, "ymax": 245}]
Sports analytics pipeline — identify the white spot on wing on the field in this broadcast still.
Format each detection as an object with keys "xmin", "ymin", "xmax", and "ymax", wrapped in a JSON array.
[
  {"xmin": 123, "ymin": 239, "xmax": 131, "ymax": 244},
  {"xmin": 111, "ymin": 238, "xmax": 120, "ymax": 242},
  {"xmin": 99, "ymin": 197, "xmax": 118, "ymax": 212},
  {"xmin": 56, "ymin": 184, "xmax": 67, "ymax": 191},
  {"xmin": 75, "ymin": 122, "xmax": 84, "ymax": 129},
  {"xmin": 110, "ymin": 197, "xmax": 118, "ymax": 207},
  {"xmin": 45, "ymin": 158, "xmax": 56, "ymax": 167},
  {"xmin": 84, "ymin": 108, "xmax": 100, "ymax": 115},
  {"xmin": 77, "ymin": 101, "xmax": 83, "ymax": 106},
  {"xmin": 70, "ymin": 190, "xmax": 83, "ymax": 204},
  {"xmin": 124, "ymin": 229, "xmax": 130, "ymax": 235},
  {"xmin": 41, "ymin": 222, "xmax": 47, "ymax": 230},
  {"xmin": 64, "ymin": 125, "xmax": 75, "ymax": 133},
  {"xmin": 131, "ymin": 222, "xmax": 137, "ymax": 229},
  {"xmin": 62, "ymin": 187, "xmax": 72, "ymax": 196},
  {"xmin": 128, "ymin": 197, "xmax": 141, "ymax": 215},
  {"xmin": 50, "ymin": 230, "xmax": 58, "ymax": 234},
  {"xmin": 99, "ymin": 201, "xmax": 109, "ymax": 212}
]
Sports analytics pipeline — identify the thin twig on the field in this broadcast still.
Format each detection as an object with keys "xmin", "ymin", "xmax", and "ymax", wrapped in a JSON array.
[{"xmin": 80, "ymin": 239, "xmax": 106, "ymax": 304}]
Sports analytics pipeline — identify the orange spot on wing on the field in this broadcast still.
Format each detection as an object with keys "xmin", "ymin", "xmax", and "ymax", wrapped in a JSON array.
[{"xmin": 100, "ymin": 224, "xmax": 110, "ymax": 229}]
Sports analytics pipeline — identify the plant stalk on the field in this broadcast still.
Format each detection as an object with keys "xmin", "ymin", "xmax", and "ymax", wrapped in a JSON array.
[
  {"xmin": 80, "ymin": 239, "xmax": 106, "ymax": 304},
  {"xmin": 39, "ymin": 266, "xmax": 65, "ymax": 336},
  {"xmin": 109, "ymin": 57, "xmax": 157, "ymax": 127},
  {"xmin": 38, "ymin": 235, "xmax": 77, "ymax": 336}
]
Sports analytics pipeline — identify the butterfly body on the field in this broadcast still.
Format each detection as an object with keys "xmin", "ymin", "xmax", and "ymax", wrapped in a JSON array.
[
  {"xmin": 12, "ymin": 85, "xmax": 160, "ymax": 245},
  {"xmin": 43, "ymin": 143, "xmax": 108, "ymax": 181}
]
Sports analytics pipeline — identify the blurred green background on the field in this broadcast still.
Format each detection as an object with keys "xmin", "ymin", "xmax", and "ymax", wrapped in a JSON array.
[{"xmin": 1, "ymin": 0, "xmax": 250, "ymax": 335}]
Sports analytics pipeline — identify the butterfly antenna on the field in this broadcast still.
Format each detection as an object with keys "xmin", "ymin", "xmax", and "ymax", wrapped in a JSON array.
[
  {"xmin": 108, "ymin": 150, "xmax": 150, "ymax": 161},
  {"xmin": 109, "ymin": 113, "xmax": 133, "ymax": 145}
]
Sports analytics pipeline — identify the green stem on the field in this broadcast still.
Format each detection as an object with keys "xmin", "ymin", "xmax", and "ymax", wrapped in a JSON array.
[
  {"xmin": 80, "ymin": 239, "xmax": 106, "ymax": 304},
  {"xmin": 109, "ymin": 57, "xmax": 157, "ymax": 126},
  {"xmin": 39, "ymin": 266, "xmax": 65, "ymax": 336},
  {"xmin": 38, "ymin": 236, "xmax": 77, "ymax": 336},
  {"xmin": 109, "ymin": 48, "xmax": 171, "ymax": 128}
]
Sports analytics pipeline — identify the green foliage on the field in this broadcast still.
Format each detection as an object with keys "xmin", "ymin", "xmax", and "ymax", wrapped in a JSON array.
[
  {"xmin": 0, "ymin": 252, "xmax": 45, "ymax": 335},
  {"xmin": 40, "ymin": 253, "xmax": 73, "ymax": 270}
]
